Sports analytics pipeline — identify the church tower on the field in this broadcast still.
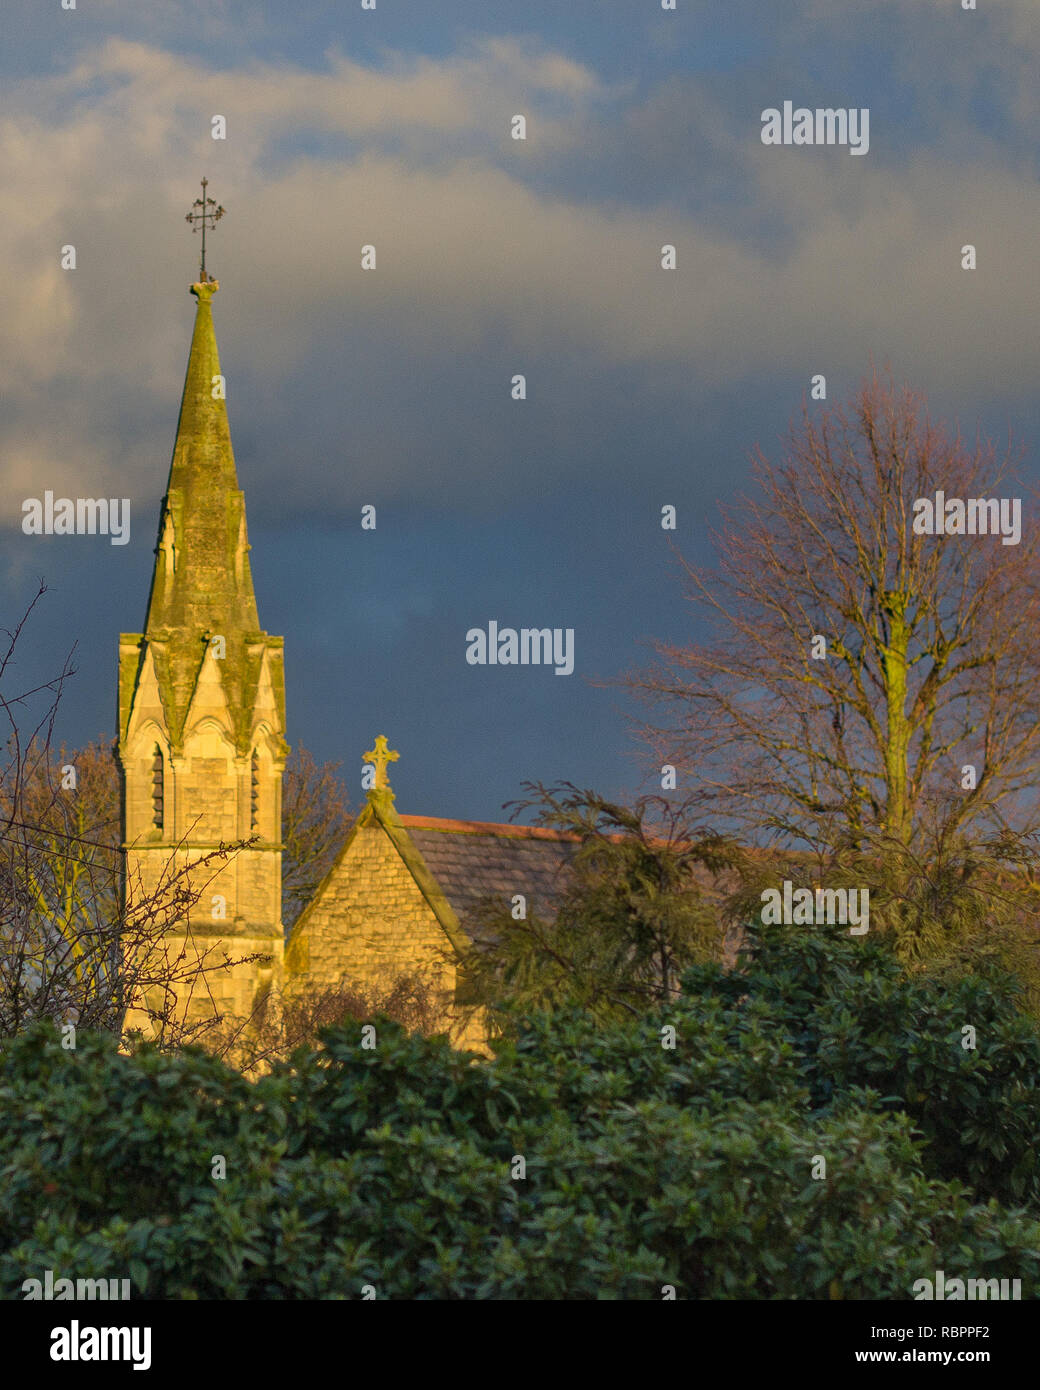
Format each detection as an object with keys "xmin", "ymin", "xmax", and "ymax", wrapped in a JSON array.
[{"xmin": 117, "ymin": 249, "xmax": 287, "ymax": 1036}]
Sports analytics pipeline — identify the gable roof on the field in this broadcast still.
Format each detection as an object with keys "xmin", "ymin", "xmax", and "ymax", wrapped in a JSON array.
[
  {"xmin": 284, "ymin": 799, "xmax": 584, "ymax": 969},
  {"xmin": 287, "ymin": 765, "xmax": 747, "ymax": 977},
  {"xmin": 397, "ymin": 815, "xmax": 580, "ymax": 933}
]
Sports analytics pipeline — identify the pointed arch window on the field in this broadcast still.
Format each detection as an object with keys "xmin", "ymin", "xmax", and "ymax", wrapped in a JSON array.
[
  {"xmin": 250, "ymin": 750, "xmax": 260, "ymax": 832},
  {"xmin": 151, "ymin": 745, "xmax": 164, "ymax": 829}
]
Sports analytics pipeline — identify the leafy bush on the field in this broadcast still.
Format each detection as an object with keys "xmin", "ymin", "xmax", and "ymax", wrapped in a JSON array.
[
  {"xmin": 686, "ymin": 923, "xmax": 1040, "ymax": 1210},
  {"xmin": 0, "ymin": 931, "xmax": 1037, "ymax": 1299}
]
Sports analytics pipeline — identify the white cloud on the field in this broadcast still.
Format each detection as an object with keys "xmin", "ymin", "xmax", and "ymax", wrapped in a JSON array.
[{"xmin": 0, "ymin": 32, "xmax": 1036, "ymax": 523}]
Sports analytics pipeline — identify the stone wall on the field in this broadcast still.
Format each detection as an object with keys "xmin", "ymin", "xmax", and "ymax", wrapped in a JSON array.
[
  {"xmin": 286, "ymin": 821, "xmax": 486, "ymax": 1048},
  {"xmin": 290, "ymin": 825, "xmax": 453, "ymax": 990},
  {"xmin": 122, "ymin": 930, "xmax": 282, "ymax": 1041}
]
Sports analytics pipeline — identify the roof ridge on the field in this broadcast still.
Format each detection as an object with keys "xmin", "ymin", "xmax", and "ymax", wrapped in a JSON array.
[{"xmin": 397, "ymin": 814, "xmax": 582, "ymax": 842}]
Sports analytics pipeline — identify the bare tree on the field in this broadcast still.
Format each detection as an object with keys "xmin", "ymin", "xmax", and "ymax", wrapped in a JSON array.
[
  {"xmin": 8, "ymin": 727, "xmax": 350, "ymax": 939},
  {"xmin": 630, "ymin": 373, "xmax": 1040, "ymax": 958},
  {"xmin": 206, "ymin": 969, "xmax": 447, "ymax": 1075},
  {"xmin": 3, "ymin": 739, "xmax": 122, "ymax": 940},
  {"xmin": 281, "ymin": 745, "xmax": 352, "ymax": 927},
  {"xmin": 0, "ymin": 585, "xmax": 265, "ymax": 1048}
]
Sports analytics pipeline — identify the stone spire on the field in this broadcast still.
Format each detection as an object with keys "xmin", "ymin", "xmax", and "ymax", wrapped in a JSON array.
[
  {"xmin": 137, "ymin": 279, "xmax": 271, "ymax": 752},
  {"xmin": 117, "ymin": 248, "xmax": 288, "ymax": 1037}
]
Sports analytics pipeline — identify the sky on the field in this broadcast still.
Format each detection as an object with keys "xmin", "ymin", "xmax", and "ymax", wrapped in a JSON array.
[{"xmin": 2, "ymin": 0, "xmax": 1038, "ymax": 822}]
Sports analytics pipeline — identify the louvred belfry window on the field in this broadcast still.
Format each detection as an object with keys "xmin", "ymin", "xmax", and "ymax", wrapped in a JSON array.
[
  {"xmin": 151, "ymin": 745, "xmax": 164, "ymax": 829},
  {"xmin": 251, "ymin": 751, "xmax": 259, "ymax": 831}
]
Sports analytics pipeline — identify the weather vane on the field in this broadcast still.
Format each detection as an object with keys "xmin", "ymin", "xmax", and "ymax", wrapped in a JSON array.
[{"xmin": 185, "ymin": 177, "xmax": 225, "ymax": 282}]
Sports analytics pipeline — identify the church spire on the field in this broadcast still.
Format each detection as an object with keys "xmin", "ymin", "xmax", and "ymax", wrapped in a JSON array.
[
  {"xmin": 118, "ymin": 189, "xmax": 288, "ymax": 1036},
  {"xmin": 143, "ymin": 276, "xmax": 259, "ymax": 640},
  {"xmin": 126, "ymin": 184, "xmax": 283, "ymax": 756},
  {"xmin": 137, "ymin": 275, "xmax": 264, "ymax": 748}
]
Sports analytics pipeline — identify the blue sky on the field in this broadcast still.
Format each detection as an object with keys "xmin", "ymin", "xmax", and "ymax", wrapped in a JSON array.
[{"xmin": 2, "ymin": 0, "xmax": 1038, "ymax": 820}]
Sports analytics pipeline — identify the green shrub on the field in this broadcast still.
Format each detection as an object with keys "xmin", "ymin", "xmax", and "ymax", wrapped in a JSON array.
[
  {"xmin": 684, "ymin": 923, "xmax": 1040, "ymax": 1210},
  {"xmin": 1, "ymin": 935, "xmax": 1038, "ymax": 1299}
]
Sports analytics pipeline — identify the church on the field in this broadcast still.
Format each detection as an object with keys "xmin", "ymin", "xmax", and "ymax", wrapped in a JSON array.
[{"xmin": 116, "ymin": 237, "xmax": 577, "ymax": 1052}]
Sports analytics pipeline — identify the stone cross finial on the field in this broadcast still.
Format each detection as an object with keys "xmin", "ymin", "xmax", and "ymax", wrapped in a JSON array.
[{"xmin": 364, "ymin": 735, "xmax": 399, "ymax": 792}]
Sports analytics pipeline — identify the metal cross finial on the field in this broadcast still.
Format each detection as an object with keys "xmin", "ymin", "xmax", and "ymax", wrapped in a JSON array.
[
  {"xmin": 364, "ymin": 735, "xmax": 400, "ymax": 792},
  {"xmin": 185, "ymin": 177, "xmax": 225, "ymax": 282}
]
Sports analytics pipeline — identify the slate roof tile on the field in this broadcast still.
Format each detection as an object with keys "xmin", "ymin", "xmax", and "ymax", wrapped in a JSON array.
[{"xmin": 398, "ymin": 816, "xmax": 579, "ymax": 932}]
